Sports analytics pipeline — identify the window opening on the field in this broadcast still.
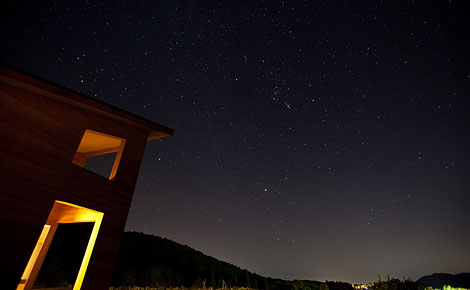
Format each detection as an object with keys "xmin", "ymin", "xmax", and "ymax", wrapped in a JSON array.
[
  {"xmin": 72, "ymin": 129, "xmax": 126, "ymax": 180},
  {"xmin": 84, "ymin": 152, "xmax": 117, "ymax": 178}
]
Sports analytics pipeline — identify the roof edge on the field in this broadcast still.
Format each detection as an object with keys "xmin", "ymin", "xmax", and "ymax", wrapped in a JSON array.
[{"xmin": 0, "ymin": 65, "xmax": 174, "ymax": 141}]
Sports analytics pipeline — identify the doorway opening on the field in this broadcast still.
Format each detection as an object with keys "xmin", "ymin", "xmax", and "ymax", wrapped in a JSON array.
[
  {"xmin": 16, "ymin": 201, "xmax": 104, "ymax": 290},
  {"xmin": 34, "ymin": 223, "xmax": 94, "ymax": 288}
]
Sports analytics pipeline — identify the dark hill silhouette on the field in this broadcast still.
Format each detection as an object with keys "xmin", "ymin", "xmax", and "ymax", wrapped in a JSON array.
[
  {"xmin": 111, "ymin": 231, "xmax": 333, "ymax": 290},
  {"xmin": 28, "ymin": 229, "xmax": 351, "ymax": 289},
  {"xmin": 416, "ymin": 273, "xmax": 470, "ymax": 289}
]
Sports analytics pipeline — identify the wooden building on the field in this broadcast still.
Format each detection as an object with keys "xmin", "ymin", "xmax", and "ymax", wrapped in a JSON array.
[{"xmin": 0, "ymin": 66, "xmax": 173, "ymax": 289}]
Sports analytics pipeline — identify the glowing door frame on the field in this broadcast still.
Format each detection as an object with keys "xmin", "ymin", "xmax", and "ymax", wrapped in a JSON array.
[{"xmin": 17, "ymin": 200, "xmax": 104, "ymax": 290}]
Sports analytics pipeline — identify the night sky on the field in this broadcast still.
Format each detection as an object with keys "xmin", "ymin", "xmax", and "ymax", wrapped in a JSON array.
[{"xmin": 1, "ymin": 0, "xmax": 469, "ymax": 284}]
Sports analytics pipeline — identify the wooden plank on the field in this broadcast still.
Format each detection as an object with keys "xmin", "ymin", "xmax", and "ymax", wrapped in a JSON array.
[
  {"xmin": 110, "ymin": 140, "xmax": 126, "ymax": 181},
  {"xmin": 0, "ymin": 76, "xmax": 157, "ymax": 289},
  {"xmin": 0, "ymin": 67, "xmax": 174, "ymax": 140}
]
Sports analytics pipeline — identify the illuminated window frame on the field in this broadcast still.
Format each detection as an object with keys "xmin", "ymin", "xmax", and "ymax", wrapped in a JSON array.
[
  {"xmin": 16, "ymin": 201, "xmax": 104, "ymax": 290},
  {"xmin": 72, "ymin": 129, "xmax": 126, "ymax": 180}
]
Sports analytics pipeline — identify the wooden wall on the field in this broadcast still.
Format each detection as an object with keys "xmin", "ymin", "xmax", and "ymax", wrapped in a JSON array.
[{"xmin": 0, "ymin": 80, "xmax": 151, "ymax": 289}]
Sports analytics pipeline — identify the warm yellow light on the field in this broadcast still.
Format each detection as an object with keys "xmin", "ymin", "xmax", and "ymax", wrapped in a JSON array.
[
  {"xmin": 17, "ymin": 201, "xmax": 104, "ymax": 290},
  {"xmin": 72, "ymin": 129, "xmax": 126, "ymax": 180},
  {"xmin": 16, "ymin": 225, "xmax": 51, "ymax": 290},
  {"xmin": 73, "ymin": 212, "xmax": 103, "ymax": 290}
]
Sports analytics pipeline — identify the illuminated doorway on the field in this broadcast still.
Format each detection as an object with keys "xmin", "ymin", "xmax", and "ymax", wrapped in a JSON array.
[
  {"xmin": 17, "ymin": 201, "xmax": 104, "ymax": 290},
  {"xmin": 34, "ymin": 223, "xmax": 94, "ymax": 288}
]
